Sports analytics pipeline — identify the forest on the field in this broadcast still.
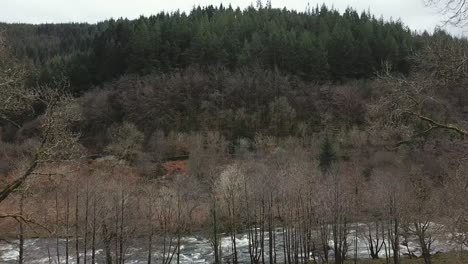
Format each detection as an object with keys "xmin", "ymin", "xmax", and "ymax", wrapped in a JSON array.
[{"xmin": 0, "ymin": 2, "xmax": 467, "ymax": 264}]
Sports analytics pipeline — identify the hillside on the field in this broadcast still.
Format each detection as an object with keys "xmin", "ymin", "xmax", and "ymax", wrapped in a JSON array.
[
  {"xmin": 3, "ymin": 5, "xmax": 415, "ymax": 90},
  {"xmin": 0, "ymin": 3, "xmax": 467, "ymax": 264}
]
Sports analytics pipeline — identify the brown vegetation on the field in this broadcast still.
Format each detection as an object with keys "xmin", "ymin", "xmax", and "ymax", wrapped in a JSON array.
[{"xmin": 0, "ymin": 17, "xmax": 468, "ymax": 264}]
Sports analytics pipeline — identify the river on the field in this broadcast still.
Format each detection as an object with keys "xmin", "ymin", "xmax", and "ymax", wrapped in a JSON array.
[{"xmin": 0, "ymin": 224, "xmax": 464, "ymax": 263}]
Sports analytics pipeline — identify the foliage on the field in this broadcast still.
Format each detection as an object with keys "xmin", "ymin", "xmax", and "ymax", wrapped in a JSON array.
[
  {"xmin": 319, "ymin": 135, "xmax": 337, "ymax": 174},
  {"xmin": 2, "ymin": 4, "xmax": 414, "ymax": 92},
  {"xmin": 105, "ymin": 122, "xmax": 144, "ymax": 163}
]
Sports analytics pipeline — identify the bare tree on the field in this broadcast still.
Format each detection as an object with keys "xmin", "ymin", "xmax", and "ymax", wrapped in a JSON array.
[
  {"xmin": 369, "ymin": 34, "xmax": 468, "ymax": 153},
  {"xmin": 372, "ymin": 168, "xmax": 412, "ymax": 264},
  {"xmin": 91, "ymin": 187, "xmax": 98, "ymax": 264},
  {"xmin": 18, "ymin": 191, "xmax": 26, "ymax": 264},
  {"xmin": 142, "ymin": 182, "xmax": 156, "ymax": 264},
  {"xmin": 105, "ymin": 122, "xmax": 144, "ymax": 164},
  {"xmin": 65, "ymin": 181, "xmax": 70, "ymax": 264},
  {"xmin": 402, "ymin": 172, "xmax": 445, "ymax": 264},
  {"xmin": 443, "ymin": 154, "xmax": 468, "ymax": 255},
  {"xmin": 187, "ymin": 132, "xmax": 227, "ymax": 264},
  {"xmin": 156, "ymin": 187, "xmax": 179, "ymax": 264},
  {"xmin": 55, "ymin": 183, "xmax": 61, "ymax": 264},
  {"xmin": 217, "ymin": 163, "xmax": 244, "ymax": 264},
  {"xmin": 0, "ymin": 74, "xmax": 82, "ymax": 205},
  {"xmin": 75, "ymin": 182, "xmax": 81, "ymax": 264},
  {"xmin": 362, "ymin": 182, "xmax": 387, "ymax": 260},
  {"xmin": 425, "ymin": 0, "xmax": 468, "ymax": 27},
  {"xmin": 0, "ymin": 33, "xmax": 83, "ymax": 202}
]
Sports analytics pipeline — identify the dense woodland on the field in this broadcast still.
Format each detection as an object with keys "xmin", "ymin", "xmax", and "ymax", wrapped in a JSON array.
[
  {"xmin": 0, "ymin": 2, "xmax": 467, "ymax": 264},
  {"xmin": 3, "ymin": 4, "xmax": 416, "ymax": 89},
  {"xmin": 0, "ymin": 4, "xmax": 432, "ymax": 144}
]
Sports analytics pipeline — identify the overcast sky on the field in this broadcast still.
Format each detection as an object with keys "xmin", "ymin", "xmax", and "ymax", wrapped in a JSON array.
[{"xmin": 0, "ymin": 0, "xmax": 463, "ymax": 35}]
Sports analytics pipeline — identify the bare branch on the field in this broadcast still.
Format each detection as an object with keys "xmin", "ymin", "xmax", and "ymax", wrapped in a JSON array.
[
  {"xmin": 426, "ymin": 0, "xmax": 468, "ymax": 27},
  {"xmin": 404, "ymin": 111, "xmax": 468, "ymax": 136},
  {"xmin": 0, "ymin": 214, "xmax": 52, "ymax": 233}
]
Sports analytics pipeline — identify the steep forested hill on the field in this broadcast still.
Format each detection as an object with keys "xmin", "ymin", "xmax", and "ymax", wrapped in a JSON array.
[
  {"xmin": 1, "ymin": 4, "xmax": 464, "ymax": 150},
  {"xmin": 1, "ymin": 4, "xmax": 467, "ymax": 264}
]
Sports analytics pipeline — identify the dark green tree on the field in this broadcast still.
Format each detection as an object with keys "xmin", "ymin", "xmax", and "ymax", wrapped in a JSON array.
[
  {"xmin": 319, "ymin": 135, "xmax": 337, "ymax": 175},
  {"xmin": 328, "ymin": 19, "xmax": 356, "ymax": 80}
]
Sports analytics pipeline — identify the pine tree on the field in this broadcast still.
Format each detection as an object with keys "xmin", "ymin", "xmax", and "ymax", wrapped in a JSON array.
[
  {"xmin": 319, "ymin": 136, "xmax": 337, "ymax": 175},
  {"xmin": 328, "ymin": 19, "xmax": 356, "ymax": 80},
  {"xmin": 5, "ymin": 3, "xmax": 418, "ymax": 86},
  {"xmin": 128, "ymin": 18, "xmax": 152, "ymax": 74}
]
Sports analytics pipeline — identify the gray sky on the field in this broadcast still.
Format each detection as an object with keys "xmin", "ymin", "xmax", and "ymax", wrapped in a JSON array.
[{"xmin": 0, "ymin": 0, "xmax": 462, "ymax": 34}]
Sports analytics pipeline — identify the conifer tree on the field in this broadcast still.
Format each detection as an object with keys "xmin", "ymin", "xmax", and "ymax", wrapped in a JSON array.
[{"xmin": 319, "ymin": 136, "xmax": 337, "ymax": 175}]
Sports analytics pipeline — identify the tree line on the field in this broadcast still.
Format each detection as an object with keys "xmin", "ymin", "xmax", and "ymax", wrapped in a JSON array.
[{"xmin": 3, "ymin": 3, "xmax": 416, "ymax": 93}]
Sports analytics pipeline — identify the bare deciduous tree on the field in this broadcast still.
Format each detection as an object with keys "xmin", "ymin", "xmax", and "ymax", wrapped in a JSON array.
[
  {"xmin": 0, "ymin": 77, "xmax": 82, "ymax": 205},
  {"xmin": 425, "ymin": 0, "xmax": 468, "ymax": 27},
  {"xmin": 369, "ymin": 43, "xmax": 468, "ymax": 150}
]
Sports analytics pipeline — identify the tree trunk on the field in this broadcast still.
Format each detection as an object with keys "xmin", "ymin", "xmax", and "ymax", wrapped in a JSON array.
[
  {"xmin": 0, "ymin": 160, "xmax": 38, "ymax": 204},
  {"xmin": 75, "ymin": 186, "xmax": 80, "ymax": 264},
  {"xmin": 119, "ymin": 189, "xmax": 125, "ymax": 264},
  {"xmin": 102, "ymin": 222, "xmax": 113, "ymax": 264},
  {"xmin": 55, "ymin": 189, "xmax": 61, "ymax": 264},
  {"xmin": 91, "ymin": 196, "xmax": 97, "ymax": 264},
  {"xmin": 65, "ymin": 185, "xmax": 70, "ymax": 264},
  {"xmin": 212, "ymin": 199, "xmax": 220, "ymax": 264},
  {"xmin": 18, "ymin": 192, "xmax": 24, "ymax": 264},
  {"xmin": 84, "ymin": 180, "xmax": 89, "ymax": 264},
  {"xmin": 415, "ymin": 222, "xmax": 432, "ymax": 264},
  {"xmin": 393, "ymin": 218, "xmax": 399, "ymax": 264}
]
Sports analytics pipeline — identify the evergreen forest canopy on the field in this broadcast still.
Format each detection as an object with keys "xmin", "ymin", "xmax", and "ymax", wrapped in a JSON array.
[{"xmin": 3, "ymin": 4, "xmax": 416, "ymax": 90}]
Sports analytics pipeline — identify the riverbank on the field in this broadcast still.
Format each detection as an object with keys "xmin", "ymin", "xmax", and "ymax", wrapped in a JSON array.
[{"xmin": 347, "ymin": 251, "xmax": 468, "ymax": 263}]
